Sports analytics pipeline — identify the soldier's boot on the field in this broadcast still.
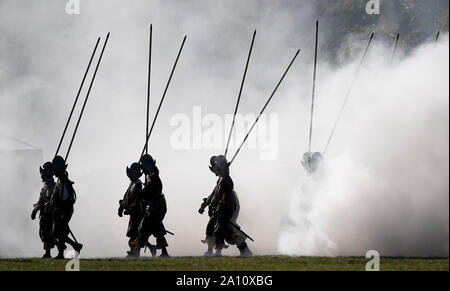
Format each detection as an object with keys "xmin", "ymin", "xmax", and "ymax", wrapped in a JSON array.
[
  {"xmin": 237, "ymin": 242, "xmax": 253, "ymax": 257},
  {"xmin": 204, "ymin": 246, "xmax": 213, "ymax": 257},
  {"xmin": 214, "ymin": 239, "xmax": 225, "ymax": 257},
  {"xmin": 160, "ymin": 247, "xmax": 170, "ymax": 258},
  {"xmin": 53, "ymin": 242, "xmax": 66, "ymax": 260},
  {"xmin": 145, "ymin": 243, "xmax": 157, "ymax": 257},
  {"xmin": 42, "ymin": 249, "xmax": 51, "ymax": 259},
  {"xmin": 42, "ymin": 243, "xmax": 52, "ymax": 258},
  {"xmin": 150, "ymin": 247, "xmax": 157, "ymax": 257},
  {"xmin": 126, "ymin": 248, "xmax": 141, "ymax": 258},
  {"xmin": 203, "ymin": 236, "xmax": 214, "ymax": 257},
  {"xmin": 54, "ymin": 250, "xmax": 65, "ymax": 260},
  {"xmin": 214, "ymin": 249, "xmax": 222, "ymax": 257},
  {"xmin": 127, "ymin": 238, "xmax": 142, "ymax": 258},
  {"xmin": 156, "ymin": 236, "xmax": 169, "ymax": 257}
]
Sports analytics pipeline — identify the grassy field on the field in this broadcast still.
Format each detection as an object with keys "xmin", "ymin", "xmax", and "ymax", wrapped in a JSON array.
[{"xmin": 0, "ymin": 256, "xmax": 448, "ymax": 271}]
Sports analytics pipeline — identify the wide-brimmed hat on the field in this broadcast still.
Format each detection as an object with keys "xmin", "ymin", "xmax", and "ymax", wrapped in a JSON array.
[
  {"xmin": 39, "ymin": 161, "xmax": 54, "ymax": 181},
  {"xmin": 126, "ymin": 162, "xmax": 143, "ymax": 181},
  {"xmin": 139, "ymin": 154, "xmax": 156, "ymax": 174},
  {"xmin": 52, "ymin": 155, "xmax": 68, "ymax": 175}
]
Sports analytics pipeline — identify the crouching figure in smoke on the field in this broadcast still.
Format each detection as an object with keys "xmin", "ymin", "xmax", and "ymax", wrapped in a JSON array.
[
  {"xmin": 31, "ymin": 162, "xmax": 56, "ymax": 258},
  {"xmin": 301, "ymin": 152, "xmax": 323, "ymax": 174},
  {"xmin": 199, "ymin": 155, "xmax": 253, "ymax": 257},
  {"xmin": 118, "ymin": 162, "xmax": 145, "ymax": 258},
  {"xmin": 50, "ymin": 156, "xmax": 83, "ymax": 259},
  {"xmin": 129, "ymin": 154, "xmax": 170, "ymax": 257}
]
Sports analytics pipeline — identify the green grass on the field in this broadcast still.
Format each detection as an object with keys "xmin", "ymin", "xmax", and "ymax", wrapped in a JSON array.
[{"xmin": 0, "ymin": 256, "xmax": 448, "ymax": 271}]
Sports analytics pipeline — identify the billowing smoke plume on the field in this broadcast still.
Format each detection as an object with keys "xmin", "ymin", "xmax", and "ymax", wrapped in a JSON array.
[
  {"xmin": 0, "ymin": 0, "xmax": 448, "ymax": 258},
  {"xmin": 278, "ymin": 37, "xmax": 449, "ymax": 257}
]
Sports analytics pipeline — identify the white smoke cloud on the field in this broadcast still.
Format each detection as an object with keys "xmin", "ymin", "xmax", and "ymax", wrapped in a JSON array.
[{"xmin": 278, "ymin": 37, "xmax": 449, "ymax": 257}]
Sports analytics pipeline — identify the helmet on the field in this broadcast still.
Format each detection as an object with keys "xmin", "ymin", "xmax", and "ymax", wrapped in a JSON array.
[
  {"xmin": 52, "ymin": 155, "xmax": 68, "ymax": 177},
  {"xmin": 126, "ymin": 162, "xmax": 143, "ymax": 182},
  {"xmin": 301, "ymin": 151, "xmax": 323, "ymax": 174},
  {"xmin": 139, "ymin": 154, "xmax": 156, "ymax": 175},
  {"xmin": 209, "ymin": 155, "xmax": 230, "ymax": 176},
  {"xmin": 39, "ymin": 161, "xmax": 54, "ymax": 182}
]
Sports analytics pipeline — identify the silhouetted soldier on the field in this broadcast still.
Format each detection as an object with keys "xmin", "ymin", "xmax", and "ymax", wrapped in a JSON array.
[
  {"xmin": 301, "ymin": 151, "xmax": 323, "ymax": 174},
  {"xmin": 118, "ymin": 162, "xmax": 145, "ymax": 258},
  {"xmin": 51, "ymin": 156, "xmax": 82, "ymax": 259},
  {"xmin": 199, "ymin": 155, "xmax": 252, "ymax": 257},
  {"xmin": 31, "ymin": 162, "xmax": 56, "ymax": 258},
  {"xmin": 130, "ymin": 154, "xmax": 169, "ymax": 257}
]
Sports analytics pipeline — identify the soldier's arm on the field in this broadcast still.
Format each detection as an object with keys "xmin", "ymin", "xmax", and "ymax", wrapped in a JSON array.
[
  {"xmin": 118, "ymin": 200, "xmax": 124, "ymax": 217},
  {"xmin": 120, "ymin": 184, "xmax": 131, "ymax": 205},
  {"xmin": 199, "ymin": 187, "xmax": 216, "ymax": 214},
  {"xmin": 204, "ymin": 191, "xmax": 214, "ymax": 205},
  {"xmin": 118, "ymin": 185, "xmax": 132, "ymax": 217},
  {"xmin": 31, "ymin": 203, "xmax": 39, "ymax": 220},
  {"xmin": 31, "ymin": 192, "xmax": 43, "ymax": 220}
]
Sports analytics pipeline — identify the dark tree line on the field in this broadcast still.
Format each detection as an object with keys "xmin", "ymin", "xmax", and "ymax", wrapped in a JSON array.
[{"xmin": 312, "ymin": 0, "xmax": 448, "ymax": 62}]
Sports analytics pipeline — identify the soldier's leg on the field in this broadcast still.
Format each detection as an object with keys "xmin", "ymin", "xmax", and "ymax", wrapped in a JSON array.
[
  {"xmin": 55, "ymin": 239, "xmax": 66, "ymax": 259},
  {"xmin": 144, "ymin": 241, "xmax": 157, "ymax": 257},
  {"xmin": 126, "ymin": 244, "xmax": 141, "ymax": 258},
  {"xmin": 214, "ymin": 223, "xmax": 227, "ymax": 257},
  {"xmin": 237, "ymin": 241, "xmax": 253, "ymax": 257},
  {"xmin": 127, "ymin": 235, "xmax": 142, "ymax": 258},
  {"xmin": 126, "ymin": 214, "xmax": 141, "ymax": 257},
  {"xmin": 203, "ymin": 217, "xmax": 216, "ymax": 256},
  {"xmin": 154, "ymin": 221, "xmax": 170, "ymax": 257},
  {"xmin": 214, "ymin": 236, "xmax": 226, "ymax": 257},
  {"xmin": 213, "ymin": 217, "xmax": 230, "ymax": 257},
  {"xmin": 56, "ymin": 210, "xmax": 76, "ymax": 259},
  {"xmin": 52, "ymin": 214, "xmax": 66, "ymax": 259},
  {"xmin": 156, "ymin": 236, "xmax": 169, "ymax": 257},
  {"xmin": 55, "ymin": 228, "xmax": 70, "ymax": 259},
  {"xmin": 127, "ymin": 214, "xmax": 152, "ymax": 258},
  {"xmin": 126, "ymin": 237, "xmax": 141, "ymax": 258},
  {"xmin": 42, "ymin": 243, "xmax": 52, "ymax": 258},
  {"xmin": 55, "ymin": 207, "xmax": 76, "ymax": 259},
  {"xmin": 137, "ymin": 213, "xmax": 152, "ymax": 246},
  {"xmin": 40, "ymin": 217, "xmax": 53, "ymax": 258}
]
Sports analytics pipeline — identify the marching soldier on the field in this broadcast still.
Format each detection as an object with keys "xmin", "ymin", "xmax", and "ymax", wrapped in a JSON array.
[
  {"xmin": 118, "ymin": 162, "xmax": 145, "ymax": 258},
  {"xmin": 130, "ymin": 154, "xmax": 169, "ymax": 257},
  {"xmin": 199, "ymin": 155, "xmax": 252, "ymax": 257},
  {"xmin": 51, "ymin": 156, "xmax": 83, "ymax": 259},
  {"xmin": 31, "ymin": 162, "xmax": 56, "ymax": 258},
  {"xmin": 301, "ymin": 151, "xmax": 323, "ymax": 174}
]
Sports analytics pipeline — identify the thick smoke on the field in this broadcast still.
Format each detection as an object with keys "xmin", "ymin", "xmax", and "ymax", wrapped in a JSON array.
[
  {"xmin": 0, "ymin": 1, "xmax": 448, "ymax": 258},
  {"xmin": 278, "ymin": 37, "xmax": 449, "ymax": 257}
]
